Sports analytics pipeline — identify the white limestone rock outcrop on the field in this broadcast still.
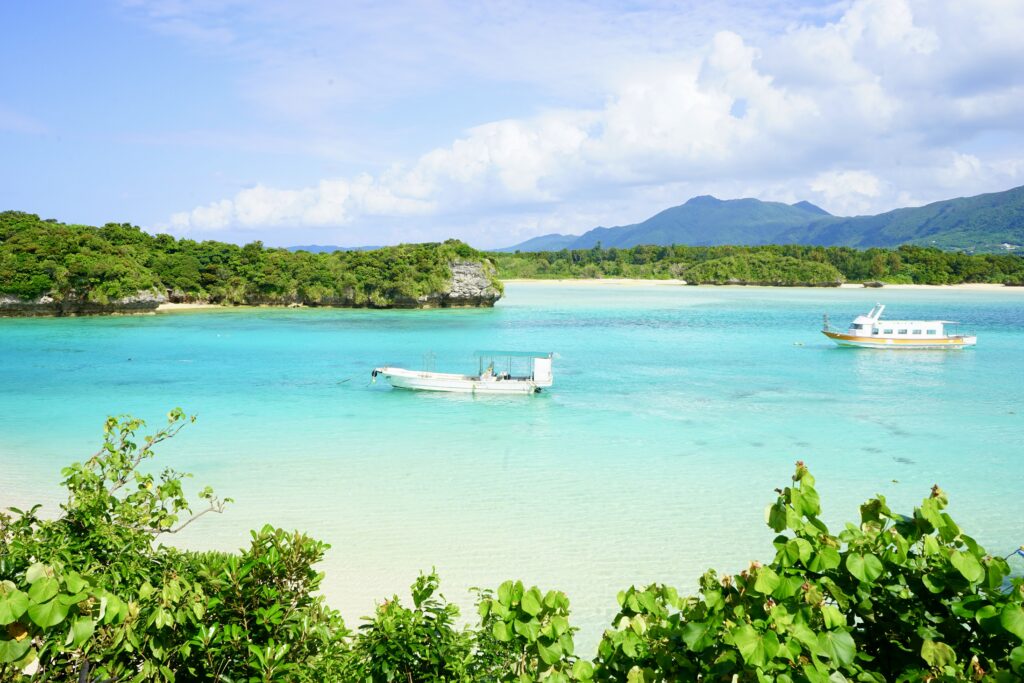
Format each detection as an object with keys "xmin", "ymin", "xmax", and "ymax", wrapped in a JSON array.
[{"xmin": 442, "ymin": 260, "xmax": 502, "ymax": 307}]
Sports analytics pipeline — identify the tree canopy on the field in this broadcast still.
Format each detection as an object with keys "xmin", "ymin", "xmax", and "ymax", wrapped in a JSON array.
[
  {"xmin": 0, "ymin": 211, "xmax": 497, "ymax": 308},
  {"xmin": 490, "ymin": 243, "xmax": 1024, "ymax": 285}
]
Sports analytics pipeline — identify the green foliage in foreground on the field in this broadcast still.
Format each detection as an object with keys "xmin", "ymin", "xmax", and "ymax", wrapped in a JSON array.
[
  {"xmin": 2, "ymin": 415, "xmax": 1023, "ymax": 681},
  {"xmin": 491, "ymin": 243, "xmax": 1024, "ymax": 285},
  {"xmin": 0, "ymin": 211, "xmax": 498, "ymax": 306}
]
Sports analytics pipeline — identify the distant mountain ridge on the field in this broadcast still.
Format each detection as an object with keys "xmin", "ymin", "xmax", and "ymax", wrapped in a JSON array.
[{"xmin": 499, "ymin": 185, "xmax": 1024, "ymax": 253}]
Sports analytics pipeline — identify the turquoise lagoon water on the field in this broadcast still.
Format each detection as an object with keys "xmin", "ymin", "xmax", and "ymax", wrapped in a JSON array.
[{"xmin": 2, "ymin": 283, "xmax": 1023, "ymax": 649}]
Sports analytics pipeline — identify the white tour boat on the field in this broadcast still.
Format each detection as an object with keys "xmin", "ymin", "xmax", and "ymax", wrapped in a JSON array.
[
  {"xmin": 822, "ymin": 304, "xmax": 976, "ymax": 349},
  {"xmin": 372, "ymin": 351, "xmax": 554, "ymax": 394}
]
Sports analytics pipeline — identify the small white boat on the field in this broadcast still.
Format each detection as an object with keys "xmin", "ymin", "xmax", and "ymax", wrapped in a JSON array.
[
  {"xmin": 372, "ymin": 351, "xmax": 554, "ymax": 394},
  {"xmin": 822, "ymin": 304, "xmax": 976, "ymax": 349}
]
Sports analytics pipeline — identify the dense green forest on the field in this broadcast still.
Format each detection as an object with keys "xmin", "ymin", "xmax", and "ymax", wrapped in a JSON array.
[
  {"xmin": 2, "ymin": 412, "xmax": 1022, "ymax": 681},
  {"xmin": 491, "ymin": 244, "xmax": 1024, "ymax": 285},
  {"xmin": 0, "ymin": 211, "xmax": 499, "ymax": 309}
]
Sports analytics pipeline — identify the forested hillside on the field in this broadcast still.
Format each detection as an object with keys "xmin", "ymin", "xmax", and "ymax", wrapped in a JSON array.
[{"xmin": 0, "ymin": 211, "xmax": 500, "ymax": 312}]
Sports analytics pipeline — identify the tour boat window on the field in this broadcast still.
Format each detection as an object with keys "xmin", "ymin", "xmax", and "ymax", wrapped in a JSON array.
[
  {"xmin": 913, "ymin": 330, "xmax": 922, "ymax": 334},
  {"xmin": 899, "ymin": 329, "xmax": 908, "ymax": 334},
  {"xmin": 883, "ymin": 329, "xmax": 892, "ymax": 334},
  {"xmin": 851, "ymin": 323, "xmax": 863, "ymax": 330},
  {"xmin": 927, "ymin": 330, "xmax": 937, "ymax": 335}
]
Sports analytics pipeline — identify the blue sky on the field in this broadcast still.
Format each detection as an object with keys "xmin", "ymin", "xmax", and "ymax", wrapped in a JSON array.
[{"xmin": 2, "ymin": 1, "xmax": 1024, "ymax": 248}]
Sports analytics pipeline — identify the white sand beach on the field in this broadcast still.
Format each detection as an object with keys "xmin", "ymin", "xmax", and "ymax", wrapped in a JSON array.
[{"xmin": 156, "ymin": 302, "xmax": 230, "ymax": 311}]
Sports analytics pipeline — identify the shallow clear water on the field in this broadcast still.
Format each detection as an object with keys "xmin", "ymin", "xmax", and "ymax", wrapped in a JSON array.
[{"xmin": 2, "ymin": 283, "xmax": 1023, "ymax": 649}]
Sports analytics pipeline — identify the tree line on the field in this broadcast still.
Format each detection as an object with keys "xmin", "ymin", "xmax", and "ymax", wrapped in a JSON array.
[
  {"xmin": 0, "ymin": 211, "xmax": 495, "ymax": 308},
  {"xmin": 1, "ymin": 412, "xmax": 1022, "ymax": 681},
  {"xmin": 490, "ymin": 244, "xmax": 1024, "ymax": 285}
]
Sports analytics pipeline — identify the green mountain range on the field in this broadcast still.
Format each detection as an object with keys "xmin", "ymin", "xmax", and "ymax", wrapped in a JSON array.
[{"xmin": 500, "ymin": 185, "xmax": 1024, "ymax": 253}]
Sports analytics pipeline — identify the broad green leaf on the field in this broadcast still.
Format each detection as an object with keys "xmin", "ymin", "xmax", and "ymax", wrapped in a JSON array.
[
  {"xmin": 1009, "ymin": 645, "xmax": 1024, "ymax": 673},
  {"xmin": 975, "ymin": 603, "xmax": 999, "ymax": 626},
  {"xmin": 64, "ymin": 572, "xmax": 88, "ymax": 595},
  {"xmin": 1001, "ymin": 604, "xmax": 1024, "ymax": 640},
  {"xmin": 821, "ymin": 604, "xmax": 846, "ymax": 629},
  {"xmin": 27, "ymin": 598, "xmax": 69, "ymax": 629},
  {"xmin": 790, "ymin": 623, "xmax": 821, "ymax": 652},
  {"xmin": 24, "ymin": 563, "xmax": 50, "ymax": 584},
  {"xmin": 27, "ymin": 577, "xmax": 59, "ymax": 604},
  {"xmin": 513, "ymin": 617, "xmax": 540, "ymax": 642},
  {"xmin": 754, "ymin": 567, "xmax": 781, "ymax": 595},
  {"xmin": 920, "ymin": 639, "xmax": 956, "ymax": 668},
  {"xmin": 809, "ymin": 547, "xmax": 841, "ymax": 572},
  {"xmin": 767, "ymin": 502, "xmax": 788, "ymax": 532},
  {"xmin": 521, "ymin": 589, "xmax": 542, "ymax": 617},
  {"xmin": 921, "ymin": 573, "xmax": 945, "ymax": 594},
  {"xmin": 497, "ymin": 581, "xmax": 513, "ymax": 606},
  {"xmin": 558, "ymin": 632, "xmax": 574, "ymax": 657},
  {"xmin": 845, "ymin": 553, "xmax": 883, "ymax": 583},
  {"xmin": 682, "ymin": 621, "xmax": 712, "ymax": 652},
  {"xmin": 817, "ymin": 630, "xmax": 855, "ymax": 667},
  {"xmin": 572, "ymin": 660, "xmax": 594, "ymax": 680},
  {"xmin": 537, "ymin": 640, "xmax": 562, "ymax": 666},
  {"xmin": 799, "ymin": 485, "xmax": 821, "ymax": 516},
  {"xmin": 792, "ymin": 538, "xmax": 813, "ymax": 564},
  {"xmin": 65, "ymin": 617, "xmax": 95, "ymax": 649},
  {"xmin": 492, "ymin": 621, "xmax": 512, "ymax": 642},
  {"xmin": 733, "ymin": 625, "xmax": 780, "ymax": 667},
  {"xmin": 0, "ymin": 587, "xmax": 29, "ymax": 625},
  {"xmin": 949, "ymin": 551, "xmax": 984, "ymax": 583},
  {"xmin": 0, "ymin": 634, "xmax": 31, "ymax": 664}
]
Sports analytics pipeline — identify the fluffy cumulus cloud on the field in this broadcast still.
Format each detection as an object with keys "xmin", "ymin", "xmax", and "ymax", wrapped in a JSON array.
[
  {"xmin": 170, "ymin": 177, "xmax": 433, "ymax": 232},
  {"xmin": 159, "ymin": 0, "xmax": 1024, "ymax": 245}
]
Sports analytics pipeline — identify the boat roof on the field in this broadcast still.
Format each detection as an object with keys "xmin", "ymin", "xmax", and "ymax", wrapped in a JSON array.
[
  {"xmin": 475, "ymin": 350, "xmax": 553, "ymax": 358},
  {"xmin": 869, "ymin": 320, "xmax": 959, "ymax": 325}
]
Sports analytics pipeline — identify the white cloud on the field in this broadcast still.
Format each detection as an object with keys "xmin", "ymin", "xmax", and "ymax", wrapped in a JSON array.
[
  {"xmin": 170, "ymin": 177, "xmax": 433, "ymax": 234},
  {"xmin": 156, "ymin": 0, "xmax": 1024, "ymax": 245},
  {"xmin": 809, "ymin": 170, "xmax": 884, "ymax": 215}
]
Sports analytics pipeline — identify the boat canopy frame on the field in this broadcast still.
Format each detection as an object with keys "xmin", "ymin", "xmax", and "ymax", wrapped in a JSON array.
[
  {"xmin": 474, "ymin": 350, "xmax": 553, "ymax": 359},
  {"xmin": 474, "ymin": 350, "xmax": 553, "ymax": 380}
]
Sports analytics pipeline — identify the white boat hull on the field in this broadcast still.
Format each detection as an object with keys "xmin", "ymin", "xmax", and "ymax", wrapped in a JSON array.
[
  {"xmin": 373, "ymin": 367, "xmax": 542, "ymax": 394},
  {"xmin": 823, "ymin": 331, "xmax": 977, "ymax": 349}
]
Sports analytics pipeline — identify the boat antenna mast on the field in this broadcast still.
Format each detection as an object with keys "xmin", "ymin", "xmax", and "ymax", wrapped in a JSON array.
[{"xmin": 822, "ymin": 312, "xmax": 831, "ymax": 332}]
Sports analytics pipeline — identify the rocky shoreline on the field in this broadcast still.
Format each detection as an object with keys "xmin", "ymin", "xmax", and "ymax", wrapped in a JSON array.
[
  {"xmin": 0, "ymin": 291, "xmax": 168, "ymax": 317},
  {"xmin": 0, "ymin": 261, "xmax": 502, "ymax": 317}
]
